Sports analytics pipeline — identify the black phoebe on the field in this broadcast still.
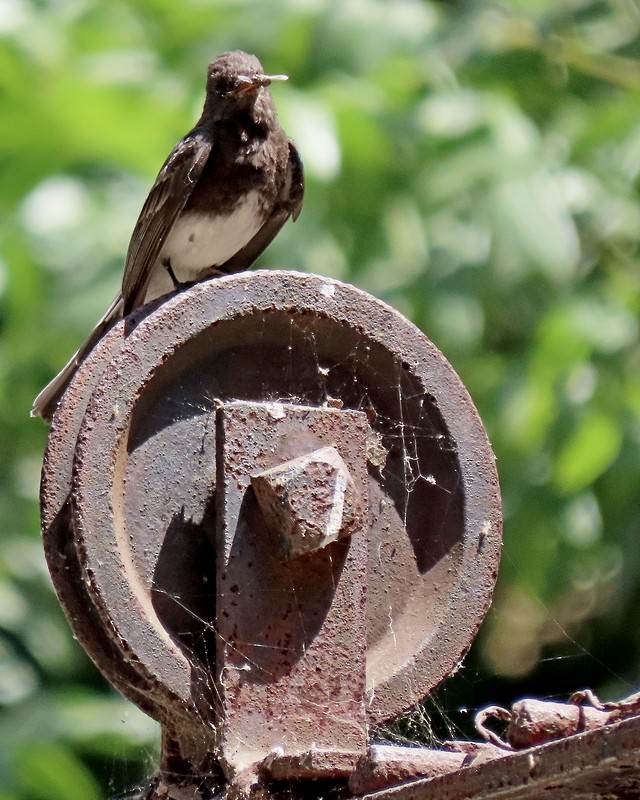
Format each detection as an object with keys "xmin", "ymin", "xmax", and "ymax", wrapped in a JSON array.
[{"xmin": 32, "ymin": 50, "xmax": 304, "ymax": 420}]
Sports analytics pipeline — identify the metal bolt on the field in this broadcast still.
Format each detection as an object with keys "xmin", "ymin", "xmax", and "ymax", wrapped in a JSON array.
[{"xmin": 251, "ymin": 445, "xmax": 364, "ymax": 558}]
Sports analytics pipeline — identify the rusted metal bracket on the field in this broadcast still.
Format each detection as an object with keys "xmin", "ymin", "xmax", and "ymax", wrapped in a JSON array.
[
  {"xmin": 216, "ymin": 402, "xmax": 369, "ymax": 781},
  {"xmin": 475, "ymin": 689, "xmax": 640, "ymax": 751},
  {"xmin": 40, "ymin": 270, "xmax": 502, "ymax": 798}
]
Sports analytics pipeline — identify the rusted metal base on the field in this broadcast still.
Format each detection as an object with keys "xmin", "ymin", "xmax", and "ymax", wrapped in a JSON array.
[{"xmin": 137, "ymin": 713, "xmax": 640, "ymax": 799}]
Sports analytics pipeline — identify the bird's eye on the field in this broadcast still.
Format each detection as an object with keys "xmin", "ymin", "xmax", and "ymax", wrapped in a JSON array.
[{"xmin": 215, "ymin": 78, "xmax": 233, "ymax": 96}]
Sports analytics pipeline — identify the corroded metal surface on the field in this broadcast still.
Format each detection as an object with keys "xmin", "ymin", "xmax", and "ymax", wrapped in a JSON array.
[
  {"xmin": 216, "ymin": 402, "xmax": 368, "ymax": 777},
  {"xmin": 251, "ymin": 444, "xmax": 363, "ymax": 557},
  {"xmin": 264, "ymin": 748, "xmax": 362, "ymax": 780},
  {"xmin": 40, "ymin": 270, "xmax": 503, "ymax": 782},
  {"xmin": 475, "ymin": 690, "xmax": 640, "ymax": 753},
  {"xmin": 138, "ymin": 715, "xmax": 640, "ymax": 800},
  {"xmin": 349, "ymin": 743, "xmax": 504, "ymax": 794},
  {"xmin": 363, "ymin": 714, "xmax": 640, "ymax": 800},
  {"xmin": 40, "ymin": 300, "xmax": 169, "ymax": 722}
]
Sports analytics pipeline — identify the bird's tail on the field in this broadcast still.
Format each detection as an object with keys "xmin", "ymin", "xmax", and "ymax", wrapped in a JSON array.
[{"xmin": 31, "ymin": 293, "xmax": 125, "ymax": 422}]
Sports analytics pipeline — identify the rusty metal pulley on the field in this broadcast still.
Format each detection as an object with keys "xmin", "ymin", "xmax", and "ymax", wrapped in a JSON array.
[{"xmin": 40, "ymin": 270, "xmax": 502, "ymax": 792}]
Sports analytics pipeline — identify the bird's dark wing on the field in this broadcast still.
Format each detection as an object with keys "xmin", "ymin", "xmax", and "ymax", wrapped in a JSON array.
[
  {"xmin": 216, "ymin": 139, "xmax": 304, "ymax": 275},
  {"xmin": 286, "ymin": 139, "xmax": 305, "ymax": 221},
  {"xmin": 122, "ymin": 129, "xmax": 214, "ymax": 314}
]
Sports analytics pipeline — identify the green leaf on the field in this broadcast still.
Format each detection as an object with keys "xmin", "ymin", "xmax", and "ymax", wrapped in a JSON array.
[
  {"xmin": 13, "ymin": 743, "xmax": 101, "ymax": 800},
  {"xmin": 555, "ymin": 413, "xmax": 622, "ymax": 493}
]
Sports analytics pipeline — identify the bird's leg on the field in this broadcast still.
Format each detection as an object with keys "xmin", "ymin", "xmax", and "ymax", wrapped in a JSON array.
[
  {"xmin": 162, "ymin": 258, "xmax": 182, "ymax": 289},
  {"xmin": 162, "ymin": 258, "xmax": 203, "ymax": 298}
]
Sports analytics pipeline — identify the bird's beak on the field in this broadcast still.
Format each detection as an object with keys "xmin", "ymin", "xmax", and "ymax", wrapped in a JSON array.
[{"xmin": 234, "ymin": 73, "xmax": 288, "ymax": 94}]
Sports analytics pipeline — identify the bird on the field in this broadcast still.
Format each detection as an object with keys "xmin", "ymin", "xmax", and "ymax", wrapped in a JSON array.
[{"xmin": 32, "ymin": 50, "xmax": 304, "ymax": 420}]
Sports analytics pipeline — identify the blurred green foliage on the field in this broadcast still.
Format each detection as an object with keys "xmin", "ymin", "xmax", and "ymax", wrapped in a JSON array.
[{"xmin": 1, "ymin": 0, "xmax": 640, "ymax": 795}]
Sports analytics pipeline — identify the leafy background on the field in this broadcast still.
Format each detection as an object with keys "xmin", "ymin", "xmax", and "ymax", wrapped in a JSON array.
[{"xmin": 1, "ymin": 0, "xmax": 640, "ymax": 796}]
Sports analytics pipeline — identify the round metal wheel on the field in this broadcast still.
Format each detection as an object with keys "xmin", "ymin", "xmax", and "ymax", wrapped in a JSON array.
[{"xmin": 41, "ymin": 270, "xmax": 501, "ymax": 738}]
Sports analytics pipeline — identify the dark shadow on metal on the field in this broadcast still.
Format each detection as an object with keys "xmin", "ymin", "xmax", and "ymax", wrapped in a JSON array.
[
  {"xmin": 223, "ymin": 485, "xmax": 349, "ymax": 683},
  {"xmin": 152, "ymin": 499, "xmax": 217, "ymax": 662}
]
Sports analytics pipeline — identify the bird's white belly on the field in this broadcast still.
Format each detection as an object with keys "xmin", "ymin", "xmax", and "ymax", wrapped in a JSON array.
[{"xmin": 144, "ymin": 191, "xmax": 265, "ymax": 303}]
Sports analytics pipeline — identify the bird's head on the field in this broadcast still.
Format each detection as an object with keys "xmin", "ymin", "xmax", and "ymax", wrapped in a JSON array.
[{"xmin": 204, "ymin": 51, "xmax": 287, "ymax": 121}]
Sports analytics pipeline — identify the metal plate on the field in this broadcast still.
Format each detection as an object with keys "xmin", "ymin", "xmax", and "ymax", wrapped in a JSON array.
[{"xmin": 216, "ymin": 402, "xmax": 369, "ymax": 773}]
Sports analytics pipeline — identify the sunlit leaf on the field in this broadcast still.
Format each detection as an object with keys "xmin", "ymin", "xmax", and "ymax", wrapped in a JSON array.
[{"xmin": 555, "ymin": 413, "xmax": 623, "ymax": 493}]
